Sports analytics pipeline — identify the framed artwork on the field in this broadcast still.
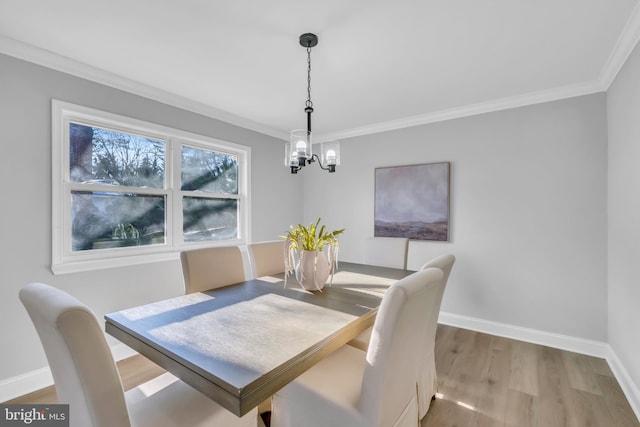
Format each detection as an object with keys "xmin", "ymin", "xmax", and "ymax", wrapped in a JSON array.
[{"xmin": 374, "ymin": 162, "xmax": 450, "ymax": 241}]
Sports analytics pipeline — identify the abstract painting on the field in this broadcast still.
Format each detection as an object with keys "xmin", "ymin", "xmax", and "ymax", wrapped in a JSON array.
[{"xmin": 374, "ymin": 162, "xmax": 450, "ymax": 241}]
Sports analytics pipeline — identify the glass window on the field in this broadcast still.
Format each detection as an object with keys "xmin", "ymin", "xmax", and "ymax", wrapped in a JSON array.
[
  {"xmin": 52, "ymin": 100, "xmax": 250, "ymax": 274},
  {"xmin": 70, "ymin": 123, "xmax": 165, "ymax": 188},
  {"xmin": 181, "ymin": 146, "xmax": 237, "ymax": 194},
  {"xmin": 71, "ymin": 191, "xmax": 166, "ymax": 251},
  {"xmin": 183, "ymin": 197, "xmax": 238, "ymax": 242}
]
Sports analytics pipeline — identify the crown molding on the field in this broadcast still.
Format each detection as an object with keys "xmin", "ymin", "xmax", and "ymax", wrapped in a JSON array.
[
  {"xmin": 599, "ymin": 0, "xmax": 640, "ymax": 89},
  {"xmin": 317, "ymin": 80, "xmax": 605, "ymax": 141},
  {"xmin": 314, "ymin": 2, "xmax": 640, "ymax": 142},
  {"xmin": 0, "ymin": 35, "xmax": 288, "ymax": 141},
  {"xmin": 4, "ymin": 3, "xmax": 640, "ymax": 145}
]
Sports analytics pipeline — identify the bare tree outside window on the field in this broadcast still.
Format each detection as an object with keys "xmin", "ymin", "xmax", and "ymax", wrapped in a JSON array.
[
  {"xmin": 181, "ymin": 145, "xmax": 237, "ymax": 194},
  {"xmin": 68, "ymin": 123, "xmax": 240, "ymax": 251},
  {"xmin": 69, "ymin": 123, "xmax": 166, "ymax": 251},
  {"xmin": 53, "ymin": 101, "xmax": 249, "ymax": 273},
  {"xmin": 181, "ymin": 146, "xmax": 239, "ymax": 241},
  {"xmin": 70, "ymin": 123, "xmax": 165, "ymax": 188}
]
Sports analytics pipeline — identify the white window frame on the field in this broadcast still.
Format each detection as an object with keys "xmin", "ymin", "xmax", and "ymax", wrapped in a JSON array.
[{"xmin": 52, "ymin": 100, "xmax": 251, "ymax": 274}]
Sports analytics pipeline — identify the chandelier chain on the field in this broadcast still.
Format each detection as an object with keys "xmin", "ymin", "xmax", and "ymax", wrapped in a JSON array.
[{"xmin": 306, "ymin": 46, "xmax": 313, "ymax": 109}]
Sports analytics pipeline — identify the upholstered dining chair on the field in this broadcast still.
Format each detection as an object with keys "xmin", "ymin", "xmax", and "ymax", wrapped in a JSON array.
[
  {"xmin": 19, "ymin": 282, "xmax": 259, "ymax": 427},
  {"xmin": 363, "ymin": 237, "xmax": 409, "ymax": 269},
  {"xmin": 270, "ymin": 268, "xmax": 445, "ymax": 427},
  {"xmin": 247, "ymin": 240, "xmax": 286, "ymax": 278},
  {"xmin": 180, "ymin": 245, "xmax": 246, "ymax": 294},
  {"xmin": 415, "ymin": 254, "xmax": 455, "ymax": 417},
  {"xmin": 349, "ymin": 253, "xmax": 456, "ymax": 418}
]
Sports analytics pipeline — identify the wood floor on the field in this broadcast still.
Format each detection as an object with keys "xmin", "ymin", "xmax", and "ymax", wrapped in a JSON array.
[
  {"xmin": 6, "ymin": 325, "xmax": 639, "ymax": 426},
  {"xmin": 422, "ymin": 325, "xmax": 639, "ymax": 427}
]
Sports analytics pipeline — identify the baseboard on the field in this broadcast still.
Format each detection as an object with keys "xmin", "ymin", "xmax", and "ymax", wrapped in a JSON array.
[
  {"xmin": 0, "ymin": 342, "xmax": 137, "ymax": 403},
  {"xmin": 438, "ymin": 312, "xmax": 608, "ymax": 358},
  {"xmin": 439, "ymin": 312, "xmax": 640, "ymax": 423},
  {"xmin": 606, "ymin": 345, "xmax": 640, "ymax": 422},
  {"xmin": 0, "ymin": 367, "xmax": 53, "ymax": 403}
]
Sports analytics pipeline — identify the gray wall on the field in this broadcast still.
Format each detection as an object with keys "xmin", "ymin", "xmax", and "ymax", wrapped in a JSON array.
[
  {"xmin": 3, "ymin": 48, "xmax": 635, "ymax": 404},
  {"xmin": 607, "ymin": 41, "xmax": 640, "ymax": 397},
  {"xmin": 0, "ymin": 53, "xmax": 301, "ymax": 383},
  {"xmin": 303, "ymin": 94, "xmax": 608, "ymax": 342}
]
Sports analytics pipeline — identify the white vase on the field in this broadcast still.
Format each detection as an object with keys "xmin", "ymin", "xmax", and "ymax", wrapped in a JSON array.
[{"xmin": 295, "ymin": 250, "xmax": 330, "ymax": 291}]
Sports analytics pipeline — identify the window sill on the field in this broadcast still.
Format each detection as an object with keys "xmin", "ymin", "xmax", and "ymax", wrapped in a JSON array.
[{"xmin": 51, "ymin": 251, "xmax": 180, "ymax": 275}]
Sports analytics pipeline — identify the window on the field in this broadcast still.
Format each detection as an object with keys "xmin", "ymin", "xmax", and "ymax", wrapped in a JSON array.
[{"xmin": 52, "ymin": 100, "xmax": 251, "ymax": 274}]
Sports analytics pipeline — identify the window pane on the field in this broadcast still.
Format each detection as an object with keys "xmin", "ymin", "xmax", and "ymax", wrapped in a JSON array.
[
  {"xmin": 69, "ymin": 123, "xmax": 165, "ymax": 188},
  {"xmin": 183, "ymin": 197, "xmax": 238, "ymax": 242},
  {"xmin": 71, "ymin": 191, "xmax": 166, "ymax": 251},
  {"xmin": 181, "ymin": 146, "xmax": 238, "ymax": 194}
]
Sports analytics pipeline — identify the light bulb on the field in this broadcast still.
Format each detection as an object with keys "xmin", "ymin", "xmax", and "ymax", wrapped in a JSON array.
[
  {"xmin": 326, "ymin": 149, "xmax": 336, "ymax": 165},
  {"xmin": 296, "ymin": 140, "xmax": 306, "ymax": 153}
]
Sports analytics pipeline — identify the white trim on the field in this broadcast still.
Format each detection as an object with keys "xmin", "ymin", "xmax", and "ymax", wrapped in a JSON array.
[
  {"xmin": 317, "ymin": 3, "xmax": 640, "ymax": 140},
  {"xmin": 0, "ymin": 366, "xmax": 52, "ymax": 403},
  {"xmin": 51, "ymin": 251, "xmax": 179, "ymax": 275},
  {"xmin": 606, "ymin": 345, "xmax": 640, "ymax": 422},
  {"xmin": 51, "ymin": 100, "xmax": 251, "ymax": 274},
  {"xmin": 600, "ymin": 0, "xmax": 640, "ymax": 89},
  {"xmin": 3, "ymin": 15, "xmax": 640, "ymax": 143},
  {"xmin": 438, "ymin": 314, "xmax": 640, "ymax": 422},
  {"xmin": 0, "ymin": 35, "xmax": 287, "ymax": 141},
  {"xmin": 0, "ymin": 343, "xmax": 137, "ymax": 403},
  {"xmin": 438, "ymin": 311, "xmax": 607, "ymax": 358},
  {"xmin": 315, "ymin": 81, "xmax": 605, "ymax": 141}
]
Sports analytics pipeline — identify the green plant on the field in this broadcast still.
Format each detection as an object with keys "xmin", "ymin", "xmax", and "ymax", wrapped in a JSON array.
[
  {"xmin": 281, "ymin": 218, "xmax": 345, "ymax": 289},
  {"xmin": 281, "ymin": 218, "xmax": 344, "ymax": 251}
]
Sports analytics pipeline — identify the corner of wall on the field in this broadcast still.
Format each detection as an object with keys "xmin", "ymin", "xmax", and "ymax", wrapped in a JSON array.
[{"xmin": 607, "ymin": 345, "xmax": 640, "ymax": 422}]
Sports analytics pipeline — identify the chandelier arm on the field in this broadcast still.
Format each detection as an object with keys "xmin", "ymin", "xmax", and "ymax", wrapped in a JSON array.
[
  {"xmin": 311, "ymin": 154, "xmax": 329, "ymax": 170},
  {"xmin": 311, "ymin": 154, "xmax": 336, "ymax": 172}
]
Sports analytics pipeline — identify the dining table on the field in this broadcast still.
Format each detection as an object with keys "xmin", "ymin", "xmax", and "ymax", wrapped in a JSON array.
[{"xmin": 104, "ymin": 262, "xmax": 414, "ymax": 417}]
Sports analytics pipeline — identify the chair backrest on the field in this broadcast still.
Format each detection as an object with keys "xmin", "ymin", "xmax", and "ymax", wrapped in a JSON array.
[
  {"xmin": 419, "ymin": 254, "xmax": 455, "ymax": 351},
  {"xmin": 363, "ymin": 237, "xmax": 409, "ymax": 269},
  {"xmin": 180, "ymin": 245, "xmax": 246, "ymax": 294},
  {"xmin": 420, "ymin": 253, "xmax": 455, "ymax": 282},
  {"xmin": 417, "ymin": 253, "xmax": 455, "ymax": 416},
  {"xmin": 19, "ymin": 283, "xmax": 131, "ymax": 427},
  {"xmin": 247, "ymin": 240, "xmax": 286, "ymax": 278},
  {"xmin": 420, "ymin": 253, "xmax": 455, "ymax": 323},
  {"xmin": 359, "ymin": 268, "xmax": 444, "ymax": 426}
]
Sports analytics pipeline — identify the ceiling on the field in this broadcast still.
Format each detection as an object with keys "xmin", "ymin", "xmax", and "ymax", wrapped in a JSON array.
[{"xmin": 1, "ymin": 0, "xmax": 639, "ymax": 141}]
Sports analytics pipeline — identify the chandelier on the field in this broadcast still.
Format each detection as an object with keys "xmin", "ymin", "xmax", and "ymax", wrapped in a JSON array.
[{"xmin": 285, "ymin": 33, "xmax": 340, "ymax": 174}]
